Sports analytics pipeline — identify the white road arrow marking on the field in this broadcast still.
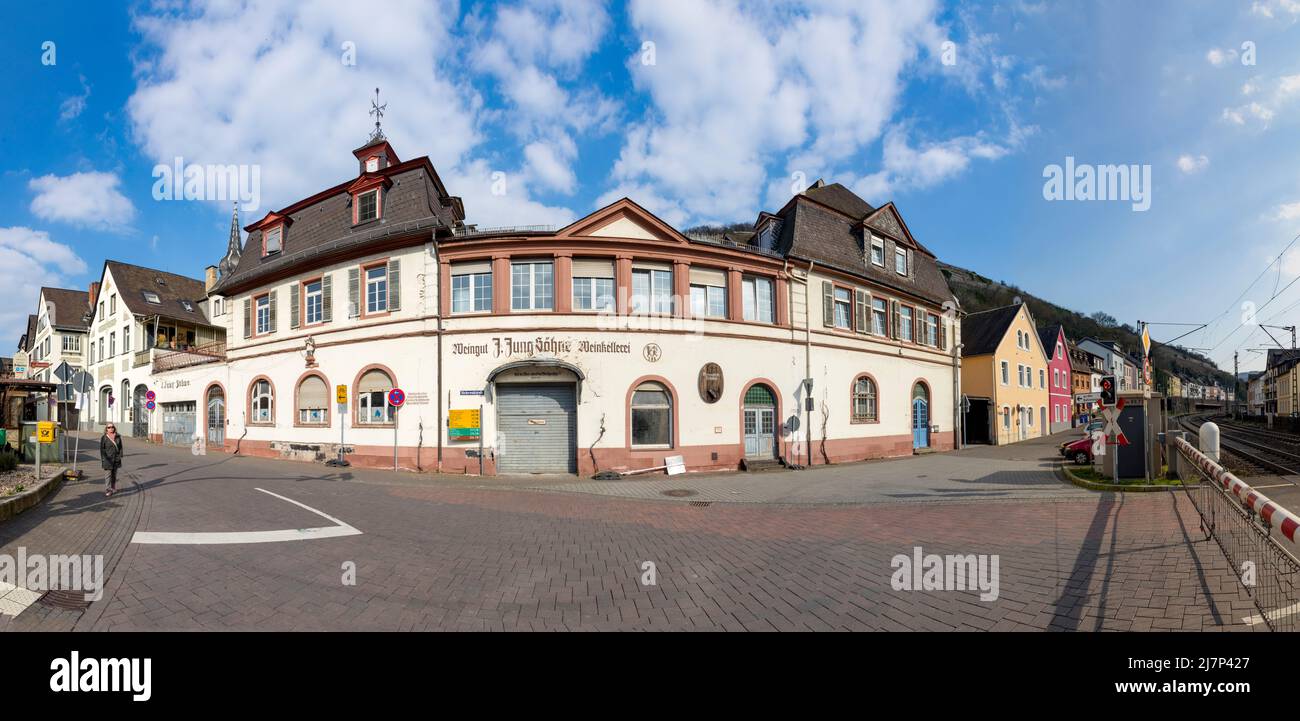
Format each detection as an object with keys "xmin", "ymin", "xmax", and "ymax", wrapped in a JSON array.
[{"xmin": 131, "ymin": 488, "xmax": 362, "ymax": 545}]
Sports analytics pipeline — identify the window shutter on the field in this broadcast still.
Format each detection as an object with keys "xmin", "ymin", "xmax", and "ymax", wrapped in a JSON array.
[
  {"xmin": 242, "ymin": 298, "xmax": 251, "ymax": 339},
  {"xmin": 348, "ymin": 267, "xmax": 360, "ymax": 317},
  {"xmin": 268, "ymin": 289, "xmax": 277, "ymax": 333},
  {"xmin": 822, "ymin": 281, "xmax": 833, "ymax": 327},
  {"xmin": 387, "ymin": 259, "xmax": 401, "ymax": 312},
  {"xmin": 891, "ymin": 301, "xmax": 900, "ymax": 340},
  {"xmin": 938, "ymin": 315, "xmax": 947, "ymax": 350},
  {"xmin": 906, "ymin": 248, "xmax": 913, "ymax": 277},
  {"xmin": 854, "ymin": 290, "xmax": 868, "ymax": 334},
  {"xmin": 290, "ymin": 282, "xmax": 301, "ymax": 329},
  {"xmin": 322, "ymin": 275, "xmax": 333, "ymax": 322}
]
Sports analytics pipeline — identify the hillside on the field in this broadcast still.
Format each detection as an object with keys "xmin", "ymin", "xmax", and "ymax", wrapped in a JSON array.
[{"xmin": 939, "ymin": 262, "xmax": 1234, "ymax": 390}]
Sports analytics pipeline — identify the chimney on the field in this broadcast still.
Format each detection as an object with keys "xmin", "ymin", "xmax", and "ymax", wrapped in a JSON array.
[
  {"xmin": 205, "ymin": 265, "xmax": 218, "ymax": 292},
  {"xmin": 88, "ymin": 281, "xmax": 100, "ymax": 308}
]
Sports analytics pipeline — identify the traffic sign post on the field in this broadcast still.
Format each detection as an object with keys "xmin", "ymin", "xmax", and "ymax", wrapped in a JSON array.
[
  {"xmin": 388, "ymin": 388, "xmax": 405, "ymax": 470},
  {"xmin": 332, "ymin": 385, "xmax": 350, "ymax": 467}
]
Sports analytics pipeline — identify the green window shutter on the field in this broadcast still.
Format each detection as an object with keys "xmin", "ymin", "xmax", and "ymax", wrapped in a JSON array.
[
  {"xmin": 242, "ymin": 298, "xmax": 251, "ymax": 339},
  {"xmin": 822, "ymin": 281, "xmax": 833, "ymax": 327},
  {"xmin": 290, "ymin": 283, "xmax": 300, "ymax": 329},
  {"xmin": 321, "ymin": 275, "xmax": 333, "ymax": 322},
  {"xmin": 854, "ymin": 290, "xmax": 868, "ymax": 334},
  {"xmin": 268, "ymin": 289, "xmax": 277, "ymax": 333},
  {"xmin": 387, "ymin": 259, "xmax": 401, "ymax": 312},
  {"xmin": 348, "ymin": 267, "xmax": 360, "ymax": 317}
]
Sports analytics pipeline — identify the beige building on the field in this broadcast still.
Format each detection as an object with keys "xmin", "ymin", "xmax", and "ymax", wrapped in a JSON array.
[{"xmin": 959, "ymin": 303, "xmax": 1051, "ymax": 445}]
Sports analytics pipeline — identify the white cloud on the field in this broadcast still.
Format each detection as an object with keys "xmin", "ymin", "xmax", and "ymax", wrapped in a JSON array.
[
  {"xmin": 1251, "ymin": 0, "xmax": 1300, "ymax": 20},
  {"xmin": 1221, "ymin": 74, "xmax": 1300, "ymax": 127},
  {"xmin": 1272, "ymin": 201, "xmax": 1300, "ymax": 221},
  {"xmin": 59, "ymin": 75, "xmax": 91, "ymax": 121},
  {"xmin": 848, "ymin": 126, "xmax": 1016, "ymax": 201},
  {"xmin": 1176, "ymin": 154, "xmax": 1209, "ymax": 173},
  {"xmin": 523, "ymin": 139, "xmax": 578, "ymax": 194},
  {"xmin": 0, "ymin": 227, "xmax": 89, "ymax": 345},
  {"xmin": 126, "ymin": 0, "xmax": 578, "ymax": 230},
  {"xmin": 1206, "ymin": 48, "xmax": 1237, "ymax": 67},
  {"xmin": 28, "ymin": 172, "xmax": 135, "ymax": 231}
]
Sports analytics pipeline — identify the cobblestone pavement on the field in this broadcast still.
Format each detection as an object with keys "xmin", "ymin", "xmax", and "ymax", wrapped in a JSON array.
[{"xmin": 0, "ymin": 433, "xmax": 1263, "ymax": 631}]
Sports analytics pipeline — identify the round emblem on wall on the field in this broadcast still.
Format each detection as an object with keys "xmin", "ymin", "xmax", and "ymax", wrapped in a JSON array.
[
  {"xmin": 698, "ymin": 362, "xmax": 724, "ymax": 403},
  {"xmin": 642, "ymin": 343, "xmax": 662, "ymax": 363}
]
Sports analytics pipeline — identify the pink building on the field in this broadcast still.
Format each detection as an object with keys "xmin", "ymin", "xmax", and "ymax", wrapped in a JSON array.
[{"xmin": 1038, "ymin": 325, "xmax": 1073, "ymax": 433}]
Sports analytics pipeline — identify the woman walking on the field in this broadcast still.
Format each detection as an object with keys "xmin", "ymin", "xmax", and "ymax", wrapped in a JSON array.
[{"xmin": 100, "ymin": 423, "xmax": 124, "ymax": 497}]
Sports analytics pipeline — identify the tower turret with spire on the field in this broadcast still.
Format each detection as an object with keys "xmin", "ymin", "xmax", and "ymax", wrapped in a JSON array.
[{"xmin": 219, "ymin": 201, "xmax": 242, "ymax": 279}]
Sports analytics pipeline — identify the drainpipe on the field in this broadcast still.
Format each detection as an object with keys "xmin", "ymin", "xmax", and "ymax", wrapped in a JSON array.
[
  {"xmin": 803, "ymin": 260, "xmax": 814, "ymax": 468},
  {"xmin": 434, "ymin": 244, "xmax": 443, "ymax": 473},
  {"xmin": 952, "ymin": 341, "xmax": 964, "ymax": 449}
]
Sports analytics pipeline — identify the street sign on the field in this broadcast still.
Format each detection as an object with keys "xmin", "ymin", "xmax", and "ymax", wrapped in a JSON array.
[
  {"xmin": 1075, "ymin": 392, "xmax": 1101, "ymax": 403},
  {"xmin": 448, "ymin": 408, "xmax": 481, "ymax": 439},
  {"xmin": 1097, "ymin": 399, "xmax": 1129, "ymax": 446},
  {"xmin": 1100, "ymin": 376, "xmax": 1116, "ymax": 405},
  {"xmin": 460, "ymin": 390, "xmax": 484, "ymax": 396},
  {"xmin": 72, "ymin": 370, "xmax": 94, "ymax": 394},
  {"xmin": 37, "ymin": 422, "xmax": 55, "ymax": 444},
  {"xmin": 336, "ymin": 385, "xmax": 348, "ymax": 404},
  {"xmin": 1141, "ymin": 324, "xmax": 1151, "ymax": 356},
  {"xmin": 145, "ymin": 390, "xmax": 156, "ymax": 402},
  {"xmin": 53, "ymin": 361, "xmax": 72, "ymax": 382},
  {"xmin": 146, "ymin": 400, "xmax": 156, "ymax": 411},
  {"xmin": 387, "ymin": 388, "xmax": 406, "ymax": 408}
]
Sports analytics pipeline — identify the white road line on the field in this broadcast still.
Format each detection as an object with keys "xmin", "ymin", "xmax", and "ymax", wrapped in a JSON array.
[
  {"xmin": 1242, "ymin": 601, "xmax": 1300, "ymax": 626},
  {"xmin": 131, "ymin": 488, "xmax": 362, "ymax": 545}
]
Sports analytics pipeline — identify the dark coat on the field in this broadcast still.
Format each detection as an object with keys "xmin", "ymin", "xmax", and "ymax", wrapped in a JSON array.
[{"xmin": 100, "ymin": 434, "xmax": 124, "ymax": 471}]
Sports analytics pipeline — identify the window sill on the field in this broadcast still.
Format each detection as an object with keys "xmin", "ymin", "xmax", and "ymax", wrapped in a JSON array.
[
  {"xmin": 850, "ymin": 418, "xmax": 880, "ymax": 425},
  {"xmin": 631, "ymin": 445, "xmax": 672, "ymax": 452},
  {"xmin": 247, "ymin": 422, "xmax": 275, "ymax": 428},
  {"xmin": 294, "ymin": 422, "xmax": 330, "ymax": 428},
  {"xmin": 356, "ymin": 423, "xmax": 395, "ymax": 429}
]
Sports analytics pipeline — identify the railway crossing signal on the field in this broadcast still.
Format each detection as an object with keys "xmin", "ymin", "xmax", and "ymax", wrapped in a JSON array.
[
  {"xmin": 1100, "ymin": 375, "xmax": 1116, "ymax": 405},
  {"xmin": 1097, "ymin": 398, "xmax": 1129, "ymax": 446}
]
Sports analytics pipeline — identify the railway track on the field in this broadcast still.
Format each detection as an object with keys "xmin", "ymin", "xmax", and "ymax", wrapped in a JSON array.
[{"xmin": 1179, "ymin": 414, "xmax": 1300, "ymax": 478}]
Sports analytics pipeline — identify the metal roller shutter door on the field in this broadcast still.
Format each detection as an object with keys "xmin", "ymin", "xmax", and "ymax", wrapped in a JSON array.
[
  {"xmin": 162, "ymin": 401, "xmax": 197, "ymax": 447},
  {"xmin": 496, "ymin": 384, "xmax": 576, "ymax": 473}
]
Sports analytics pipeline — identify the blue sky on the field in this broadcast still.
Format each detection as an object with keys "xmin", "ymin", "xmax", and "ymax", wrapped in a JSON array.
[{"xmin": 3, "ymin": 0, "xmax": 1300, "ymax": 373}]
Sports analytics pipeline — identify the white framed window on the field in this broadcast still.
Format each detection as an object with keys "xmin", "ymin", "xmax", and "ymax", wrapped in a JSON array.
[
  {"xmin": 264, "ymin": 226, "xmax": 282, "ymax": 254},
  {"xmin": 689, "ymin": 267, "xmax": 727, "ymax": 319},
  {"xmin": 926, "ymin": 313, "xmax": 939, "ymax": 346},
  {"xmin": 899, "ymin": 306, "xmax": 913, "ymax": 341},
  {"xmin": 357, "ymin": 369, "xmax": 395, "ymax": 425},
  {"xmin": 110, "ymin": 294, "xmax": 117, "ymax": 314},
  {"xmin": 357, "ymin": 190, "xmax": 379, "ymax": 223},
  {"xmin": 1018, "ymin": 364, "xmax": 1026, "ymax": 387},
  {"xmin": 572, "ymin": 258, "xmax": 615, "ymax": 313},
  {"xmin": 365, "ymin": 156, "xmax": 379, "ymax": 173},
  {"xmin": 870, "ymin": 236, "xmax": 885, "ymax": 267},
  {"xmin": 62, "ymin": 335, "xmax": 80, "ymax": 352},
  {"xmin": 250, "ymin": 379, "xmax": 273, "ymax": 424},
  {"xmin": 305, "ymin": 280, "xmax": 323, "ymax": 325},
  {"xmin": 123, "ymin": 327, "xmax": 131, "ymax": 353},
  {"xmin": 297, "ymin": 375, "xmax": 328, "ymax": 425},
  {"xmin": 742, "ymin": 276, "xmax": 775, "ymax": 323},
  {"xmin": 631, "ymin": 267, "xmax": 673, "ymax": 315},
  {"xmin": 871, "ymin": 297, "xmax": 887, "ymax": 336},
  {"xmin": 894, "ymin": 247, "xmax": 908, "ymax": 275},
  {"xmin": 366, "ymin": 265, "xmax": 388, "ymax": 313},
  {"xmin": 256, "ymin": 294, "xmax": 271, "ymax": 334},
  {"xmin": 451, "ymin": 263, "xmax": 493, "ymax": 313},
  {"xmin": 142, "ymin": 291, "xmax": 161, "ymax": 305},
  {"xmin": 833, "ymin": 287, "xmax": 852, "ymax": 329},
  {"xmin": 511, "ymin": 260, "xmax": 554, "ymax": 311},
  {"xmin": 1039, "ymin": 369, "xmax": 1045, "ymax": 388},
  {"xmin": 1002, "ymin": 407, "xmax": 1011, "ymax": 430},
  {"xmin": 1001, "ymin": 361, "xmax": 1009, "ymax": 385},
  {"xmin": 109, "ymin": 332, "xmax": 115, "ymax": 357}
]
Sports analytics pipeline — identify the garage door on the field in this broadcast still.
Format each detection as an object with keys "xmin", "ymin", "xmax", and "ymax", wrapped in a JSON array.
[
  {"xmin": 162, "ymin": 401, "xmax": 197, "ymax": 447},
  {"xmin": 497, "ymin": 384, "xmax": 576, "ymax": 474}
]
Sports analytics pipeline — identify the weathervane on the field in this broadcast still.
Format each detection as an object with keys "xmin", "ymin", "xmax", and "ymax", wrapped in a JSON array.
[{"xmin": 369, "ymin": 87, "xmax": 387, "ymax": 142}]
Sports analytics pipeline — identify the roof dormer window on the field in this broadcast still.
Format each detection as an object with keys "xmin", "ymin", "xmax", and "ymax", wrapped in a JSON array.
[
  {"xmin": 356, "ymin": 188, "xmax": 380, "ymax": 224},
  {"xmin": 143, "ymin": 291, "xmax": 161, "ymax": 304},
  {"xmin": 264, "ymin": 225, "xmax": 283, "ymax": 255}
]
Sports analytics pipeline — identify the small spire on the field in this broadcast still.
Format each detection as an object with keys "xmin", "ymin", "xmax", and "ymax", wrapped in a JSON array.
[
  {"xmin": 369, "ymin": 87, "xmax": 387, "ymax": 142},
  {"xmin": 219, "ymin": 201, "xmax": 241, "ymax": 279}
]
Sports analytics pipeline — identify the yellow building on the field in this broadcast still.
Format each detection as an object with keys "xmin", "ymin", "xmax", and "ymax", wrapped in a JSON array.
[{"xmin": 959, "ymin": 303, "xmax": 1051, "ymax": 445}]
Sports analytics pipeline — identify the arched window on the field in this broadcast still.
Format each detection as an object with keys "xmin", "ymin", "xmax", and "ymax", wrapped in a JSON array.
[
  {"xmin": 250, "ymin": 379, "xmax": 274, "ymax": 424},
  {"xmin": 630, "ymin": 381, "xmax": 672, "ymax": 447},
  {"xmin": 297, "ymin": 374, "xmax": 329, "ymax": 425},
  {"xmin": 851, "ymin": 376, "xmax": 877, "ymax": 422},
  {"xmin": 358, "ymin": 368, "xmax": 394, "ymax": 424}
]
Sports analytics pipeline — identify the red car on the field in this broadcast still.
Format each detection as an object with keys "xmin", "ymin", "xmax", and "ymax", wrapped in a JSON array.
[{"xmin": 1061, "ymin": 437, "xmax": 1094, "ymax": 464}]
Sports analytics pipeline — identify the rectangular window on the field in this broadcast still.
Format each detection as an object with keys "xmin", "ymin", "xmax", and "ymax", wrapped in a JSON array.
[
  {"xmin": 1018, "ymin": 365, "xmax": 1025, "ymax": 387},
  {"xmin": 123, "ymin": 327, "xmax": 131, "ymax": 353},
  {"xmin": 631, "ymin": 267, "xmax": 673, "ymax": 314},
  {"xmin": 511, "ymin": 260, "xmax": 554, "ymax": 311},
  {"xmin": 256, "ymin": 294, "xmax": 271, "ymax": 334},
  {"xmin": 899, "ymin": 306, "xmax": 913, "ymax": 341},
  {"xmin": 109, "ymin": 332, "xmax": 115, "ymax": 357},
  {"xmin": 870, "ymin": 236, "xmax": 885, "ymax": 267},
  {"xmin": 871, "ymin": 298, "xmax": 887, "ymax": 336},
  {"xmin": 688, "ymin": 267, "xmax": 726, "ymax": 318},
  {"xmin": 357, "ymin": 190, "xmax": 378, "ymax": 223},
  {"xmin": 305, "ymin": 280, "xmax": 323, "ymax": 325},
  {"xmin": 573, "ymin": 277, "xmax": 615, "ymax": 312},
  {"xmin": 1039, "ymin": 369, "xmax": 1045, "ymax": 388},
  {"xmin": 366, "ymin": 265, "xmax": 388, "ymax": 313},
  {"xmin": 265, "ymin": 226, "xmax": 282, "ymax": 254},
  {"xmin": 62, "ymin": 335, "xmax": 80, "ymax": 352},
  {"xmin": 451, "ymin": 263, "xmax": 493, "ymax": 313},
  {"xmin": 895, "ymin": 247, "xmax": 908, "ymax": 275},
  {"xmin": 925, "ymin": 313, "xmax": 938, "ymax": 346},
  {"xmin": 1001, "ymin": 361, "xmax": 1009, "ymax": 385},
  {"xmin": 833, "ymin": 287, "xmax": 852, "ymax": 329},
  {"xmin": 741, "ymin": 276, "xmax": 775, "ymax": 323},
  {"xmin": 110, "ymin": 294, "xmax": 117, "ymax": 314}
]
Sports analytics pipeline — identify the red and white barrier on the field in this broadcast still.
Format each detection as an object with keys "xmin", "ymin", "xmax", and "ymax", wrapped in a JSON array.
[{"xmin": 1176, "ymin": 435, "xmax": 1300, "ymax": 550}]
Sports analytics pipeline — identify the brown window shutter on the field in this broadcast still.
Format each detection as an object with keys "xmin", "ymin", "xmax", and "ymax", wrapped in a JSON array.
[
  {"xmin": 290, "ymin": 283, "xmax": 300, "ymax": 329},
  {"xmin": 822, "ymin": 281, "xmax": 834, "ymax": 327},
  {"xmin": 268, "ymin": 289, "xmax": 277, "ymax": 333},
  {"xmin": 854, "ymin": 290, "xmax": 868, "ymax": 334},
  {"xmin": 321, "ymin": 275, "xmax": 333, "ymax": 322},
  {"xmin": 242, "ymin": 298, "xmax": 251, "ymax": 339}
]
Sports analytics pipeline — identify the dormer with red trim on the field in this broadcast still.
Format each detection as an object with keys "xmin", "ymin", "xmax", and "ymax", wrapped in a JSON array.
[
  {"xmin": 353, "ymin": 138, "xmax": 400, "ymax": 175},
  {"xmin": 248, "ymin": 211, "xmax": 293, "ymax": 257},
  {"xmin": 347, "ymin": 173, "xmax": 393, "ymax": 226}
]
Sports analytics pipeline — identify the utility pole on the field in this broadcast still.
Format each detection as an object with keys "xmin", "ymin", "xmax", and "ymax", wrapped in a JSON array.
[{"xmin": 1234, "ymin": 351, "xmax": 1239, "ymax": 417}]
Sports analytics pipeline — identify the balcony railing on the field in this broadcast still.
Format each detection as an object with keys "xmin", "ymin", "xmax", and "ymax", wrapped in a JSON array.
[{"xmin": 151, "ymin": 341, "xmax": 226, "ymax": 373}]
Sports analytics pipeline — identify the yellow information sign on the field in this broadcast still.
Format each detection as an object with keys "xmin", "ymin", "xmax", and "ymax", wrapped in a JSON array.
[
  {"xmin": 449, "ymin": 409, "xmax": 481, "ymax": 429},
  {"xmin": 336, "ymin": 385, "xmax": 348, "ymax": 404},
  {"xmin": 37, "ymin": 422, "xmax": 56, "ymax": 444}
]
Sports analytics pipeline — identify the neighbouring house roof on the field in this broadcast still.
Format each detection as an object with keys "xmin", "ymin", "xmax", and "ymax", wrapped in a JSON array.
[
  {"xmin": 1067, "ymin": 345, "xmax": 1094, "ymax": 374},
  {"xmin": 19, "ymin": 314, "xmax": 36, "ymax": 351},
  {"xmin": 105, "ymin": 260, "xmax": 212, "ymax": 327},
  {"xmin": 1265, "ymin": 348, "xmax": 1300, "ymax": 370},
  {"xmin": 1037, "ymin": 324, "xmax": 1063, "ymax": 358},
  {"xmin": 961, "ymin": 304, "xmax": 1024, "ymax": 357},
  {"xmin": 41, "ymin": 287, "xmax": 91, "ymax": 331}
]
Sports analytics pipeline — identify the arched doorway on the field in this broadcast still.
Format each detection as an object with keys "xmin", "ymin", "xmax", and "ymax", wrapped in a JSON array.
[
  {"xmin": 207, "ymin": 385, "xmax": 225, "ymax": 447},
  {"xmin": 911, "ymin": 382, "xmax": 930, "ymax": 449},
  {"xmin": 742, "ymin": 383, "xmax": 778, "ymax": 459},
  {"xmin": 98, "ymin": 386, "xmax": 113, "ymax": 425},
  {"xmin": 132, "ymin": 384, "xmax": 149, "ymax": 438}
]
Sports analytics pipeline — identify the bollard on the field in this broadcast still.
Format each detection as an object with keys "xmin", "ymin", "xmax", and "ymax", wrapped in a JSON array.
[{"xmin": 1199, "ymin": 422, "xmax": 1220, "ymax": 465}]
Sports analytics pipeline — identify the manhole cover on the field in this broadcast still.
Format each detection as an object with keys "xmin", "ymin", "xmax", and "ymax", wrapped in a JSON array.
[
  {"xmin": 662, "ymin": 489, "xmax": 697, "ymax": 497},
  {"xmin": 39, "ymin": 589, "xmax": 92, "ymax": 610}
]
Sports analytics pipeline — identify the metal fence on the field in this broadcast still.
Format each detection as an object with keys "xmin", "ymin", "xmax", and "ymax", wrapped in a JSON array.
[{"xmin": 1176, "ymin": 441, "xmax": 1300, "ymax": 631}]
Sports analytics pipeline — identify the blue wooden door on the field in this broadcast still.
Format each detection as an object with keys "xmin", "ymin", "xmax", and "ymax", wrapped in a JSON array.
[{"xmin": 912, "ymin": 397, "xmax": 929, "ymax": 448}]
